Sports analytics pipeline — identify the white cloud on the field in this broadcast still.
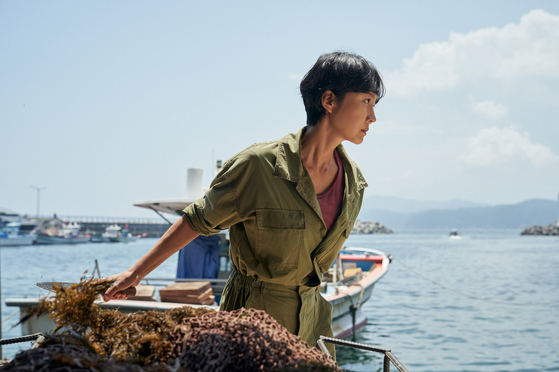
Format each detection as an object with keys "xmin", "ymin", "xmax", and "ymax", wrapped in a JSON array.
[
  {"xmin": 470, "ymin": 96, "xmax": 508, "ymax": 120},
  {"xmin": 461, "ymin": 126, "xmax": 559, "ymax": 168},
  {"xmin": 387, "ymin": 9, "xmax": 559, "ymax": 96}
]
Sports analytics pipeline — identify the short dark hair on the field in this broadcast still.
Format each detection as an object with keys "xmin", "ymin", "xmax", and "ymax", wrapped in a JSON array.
[{"xmin": 300, "ymin": 52, "xmax": 386, "ymax": 126}]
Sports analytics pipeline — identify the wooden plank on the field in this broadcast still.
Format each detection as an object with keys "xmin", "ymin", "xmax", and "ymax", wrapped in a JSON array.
[
  {"xmin": 159, "ymin": 282, "xmax": 211, "ymax": 296},
  {"xmin": 135, "ymin": 285, "xmax": 156, "ymax": 297},
  {"xmin": 161, "ymin": 293, "xmax": 215, "ymax": 305},
  {"xmin": 160, "ymin": 287, "xmax": 213, "ymax": 303},
  {"xmin": 126, "ymin": 285, "xmax": 156, "ymax": 301},
  {"xmin": 343, "ymin": 267, "xmax": 362, "ymax": 278}
]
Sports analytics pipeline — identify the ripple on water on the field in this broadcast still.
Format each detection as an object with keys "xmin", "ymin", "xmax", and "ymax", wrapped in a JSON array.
[
  {"xmin": 3, "ymin": 232, "xmax": 559, "ymax": 371},
  {"xmin": 336, "ymin": 230, "xmax": 559, "ymax": 371}
]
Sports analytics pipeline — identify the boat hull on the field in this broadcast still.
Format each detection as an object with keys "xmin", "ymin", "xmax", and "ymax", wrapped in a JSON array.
[
  {"xmin": 0, "ymin": 235, "xmax": 36, "ymax": 247},
  {"xmin": 108, "ymin": 237, "xmax": 135, "ymax": 243},
  {"xmin": 325, "ymin": 279, "xmax": 375, "ymax": 338},
  {"xmin": 5, "ymin": 298, "xmax": 214, "ymax": 336},
  {"xmin": 36, "ymin": 234, "xmax": 91, "ymax": 245},
  {"xmin": 91, "ymin": 235, "xmax": 110, "ymax": 243},
  {"xmin": 323, "ymin": 251, "xmax": 388, "ymax": 338}
]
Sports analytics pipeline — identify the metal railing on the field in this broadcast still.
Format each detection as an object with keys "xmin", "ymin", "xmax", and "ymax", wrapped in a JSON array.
[
  {"xmin": 0, "ymin": 333, "xmax": 43, "ymax": 346},
  {"xmin": 317, "ymin": 336, "xmax": 409, "ymax": 372},
  {"xmin": 24, "ymin": 215, "xmax": 178, "ymax": 224}
]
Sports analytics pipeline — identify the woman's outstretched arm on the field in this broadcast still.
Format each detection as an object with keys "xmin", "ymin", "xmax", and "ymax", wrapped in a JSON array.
[{"xmin": 102, "ymin": 215, "xmax": 200, "ymax": 301}]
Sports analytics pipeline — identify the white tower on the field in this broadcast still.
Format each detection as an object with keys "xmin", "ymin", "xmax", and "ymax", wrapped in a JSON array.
[{"xmin": 186, "ymin": 168, "xmax": 204, "ymax": 200}]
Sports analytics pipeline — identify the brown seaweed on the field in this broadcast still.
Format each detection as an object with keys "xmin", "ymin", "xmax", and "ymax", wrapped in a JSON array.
[{"xmin": 4, "ymin": 278, "xmax": 340, "ymax": 372}]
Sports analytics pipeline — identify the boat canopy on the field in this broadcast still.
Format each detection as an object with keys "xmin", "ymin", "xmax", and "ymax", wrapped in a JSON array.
[{"xmin": 133, "ymin": 199, "xmax": 196, "ymax": 216}]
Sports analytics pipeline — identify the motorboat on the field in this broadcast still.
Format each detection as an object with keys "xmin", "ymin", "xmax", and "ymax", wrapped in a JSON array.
[
  {"xmin": 35, "ymin": 221, "xmax": 91, "ymax": 244},
  {"xmin": 0, "ymin": 221, "xmax": 36, "ymax": 246},
  {"xmin": 101, "ymin": 224, "xmax": 136, "ymax": 243},
  {"xmin": 6, "ymin": 246, "xmax": 389, "ymax": 341},
  {"xmin": 321, "ymin": 247, "xmax": 390, "ymax": 338},
  {"xmin": 449, "ymin": 228, "xmax": 462, "ymax": 239}
]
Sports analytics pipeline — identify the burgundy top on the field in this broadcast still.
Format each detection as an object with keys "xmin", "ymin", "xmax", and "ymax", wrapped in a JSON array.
[{"xmin": 317, "ymin": 150, "xmax": 345, "ymax": 232}]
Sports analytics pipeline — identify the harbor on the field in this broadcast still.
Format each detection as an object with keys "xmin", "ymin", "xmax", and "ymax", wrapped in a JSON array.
[
  {"xmin": 0, "ymin": 213, "xmax": 175, "ymax": 247},
  {"xmin": 2, "ymin": 229, "xmax": 558, "ymax": 371},
  {"xmin": 1, "ymin": 187, "xmax": 558, "ymax": 370},
  {"xmin": 2, "ymin": 1, "xmax": 559, "ymax": 370}
]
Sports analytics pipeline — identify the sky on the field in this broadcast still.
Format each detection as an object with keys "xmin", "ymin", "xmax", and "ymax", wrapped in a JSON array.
[{"xmin": 1, "ymin": 0, "xmax": 558, "ymax": 219}]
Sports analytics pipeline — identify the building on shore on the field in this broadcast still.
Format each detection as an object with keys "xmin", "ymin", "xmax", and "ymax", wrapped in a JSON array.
[{"xmin": 351, "ymin": 220, "xmax": 394, "ymax": 234}]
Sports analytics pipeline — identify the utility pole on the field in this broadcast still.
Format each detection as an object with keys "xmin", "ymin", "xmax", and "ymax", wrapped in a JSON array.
[{"xmin": 30, "ymin": 185, "xmax": 46, "ymax": 218}]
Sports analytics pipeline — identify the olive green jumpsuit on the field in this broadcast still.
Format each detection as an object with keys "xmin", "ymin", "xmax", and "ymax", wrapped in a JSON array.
[{"xmin": 183, "ymin": 129, "xmax": 367, "ymax": 357}]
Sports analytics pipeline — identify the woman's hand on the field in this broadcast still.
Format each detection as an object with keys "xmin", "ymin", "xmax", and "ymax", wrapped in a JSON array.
[
  {"xmin": 101, "ymin": 216, "xmax": 200, "ymax": 302},
  {"xmin": 102, "ymin": 270, "xmax": 141, "ymax": 302}
]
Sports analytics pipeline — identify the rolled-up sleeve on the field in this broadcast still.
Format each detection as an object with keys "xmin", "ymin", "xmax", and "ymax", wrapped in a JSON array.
[{"xmin": 183, "ymin": 157, "xmax": 244, "ymax": 236}]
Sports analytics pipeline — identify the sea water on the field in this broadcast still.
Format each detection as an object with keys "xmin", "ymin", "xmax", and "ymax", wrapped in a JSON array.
[
  {"xmin": 1, "ymin": 230, "xmax": 558, "ymax": 371},
  {"xmin": 337, "ymin": 229, "xmax": 559, "ymax": 372}
]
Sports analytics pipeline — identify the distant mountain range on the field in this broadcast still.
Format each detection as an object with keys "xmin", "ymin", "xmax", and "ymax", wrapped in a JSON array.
[
  {"xmin": 360, "ymin": 195, "xmax": 488, "ymax": 214},
  {"xmin": 358, "ymin": 196, "xmax": 558, "ymax": 229}
]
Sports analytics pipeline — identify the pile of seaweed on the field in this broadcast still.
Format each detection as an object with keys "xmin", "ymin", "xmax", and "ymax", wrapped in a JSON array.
[{"xmin": 1, "ymin": 278, "xmax": 340, "ymax": 372}]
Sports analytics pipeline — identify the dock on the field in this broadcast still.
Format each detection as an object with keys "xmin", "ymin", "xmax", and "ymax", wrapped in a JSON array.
[{"xmin": 17, "ymin": 215, "xmax": 175, "ymax": 238}]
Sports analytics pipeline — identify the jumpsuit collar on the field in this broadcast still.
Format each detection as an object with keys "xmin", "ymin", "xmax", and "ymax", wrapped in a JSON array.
[{"xmin": 272, "ymin": 128, "xmax": 368, "ymax": 193}]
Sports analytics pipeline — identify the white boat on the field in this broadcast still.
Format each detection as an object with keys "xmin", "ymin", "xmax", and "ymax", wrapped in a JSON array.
[
  {"xmin": 35, "ymin": 222, "xmax": 91, "ymax": 245},
  {"xmin": 0, "ymin": 221, "xmax": 36, "ymax": 246},
  {"xmin": 449, "ymin": 228, "xmax": 462, "ymax": 239},
  {"xmin": 100, "ymin": 224, "xmax": 136, "ymax": 243},
  {"xmin": 325, "ymin": 248, "xmax": 390, "ymax": 338},
  {"xmin": 6, "ymin": 246, "xmax": 389, "ymax": 340}
]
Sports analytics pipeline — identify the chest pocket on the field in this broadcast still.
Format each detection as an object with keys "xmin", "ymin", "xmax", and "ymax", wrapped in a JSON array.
[{"xmin": 256, "ymin": 209, "xmax": 305, "ymax": 273}]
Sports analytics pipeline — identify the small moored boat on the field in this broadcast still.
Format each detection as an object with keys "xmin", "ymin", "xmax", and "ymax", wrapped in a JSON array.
[
  {"xmin": 102, "ymin": 224, "xmax": 136, "ymax": 243},
  {"xmin": 322, "ymin": 247, "xmax": 390, "ymax": 338},
  {"xmin": 35, "ymin": 222, "xmax": 91, "ymax": 245},
  {"xmin": 0, "ymin": 221, "xmax": 36, "ymax": 246}
]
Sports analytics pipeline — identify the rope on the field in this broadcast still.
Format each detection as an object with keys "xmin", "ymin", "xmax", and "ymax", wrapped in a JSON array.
[
  {"xmin": 0, "ymin": 333, "xmax": 43, "ymax": 346},
  {"xmin": 2, "ymin": 310, "xmax": 19, "ymax": 323},
  {"xmin": 393, "ymin": 257, "xmax": 559, "ymax": 306},
  {"xmin": 355, "ymin": 283, "xmax": 365, "ymax": 309}
]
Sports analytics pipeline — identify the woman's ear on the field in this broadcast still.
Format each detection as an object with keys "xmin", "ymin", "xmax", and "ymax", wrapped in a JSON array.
[{"xmin": 321, "ymin": 90, "xmax": 337, "ymax": 114}]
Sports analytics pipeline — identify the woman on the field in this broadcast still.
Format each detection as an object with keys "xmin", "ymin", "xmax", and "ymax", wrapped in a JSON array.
[{"xmin": 103, "ymin": 51, "xmax": 385, "ymax": 357}]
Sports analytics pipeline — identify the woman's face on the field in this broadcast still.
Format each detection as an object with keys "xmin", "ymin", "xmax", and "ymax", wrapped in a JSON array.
[{"xmin": 329, "ymin": 92, "xmax": 377, "ymax": 145}]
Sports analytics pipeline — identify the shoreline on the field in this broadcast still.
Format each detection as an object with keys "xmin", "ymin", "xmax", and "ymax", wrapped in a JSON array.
[{"xmin": 520, "ymin": 224, "xmax": 559, "ymax": 236}]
